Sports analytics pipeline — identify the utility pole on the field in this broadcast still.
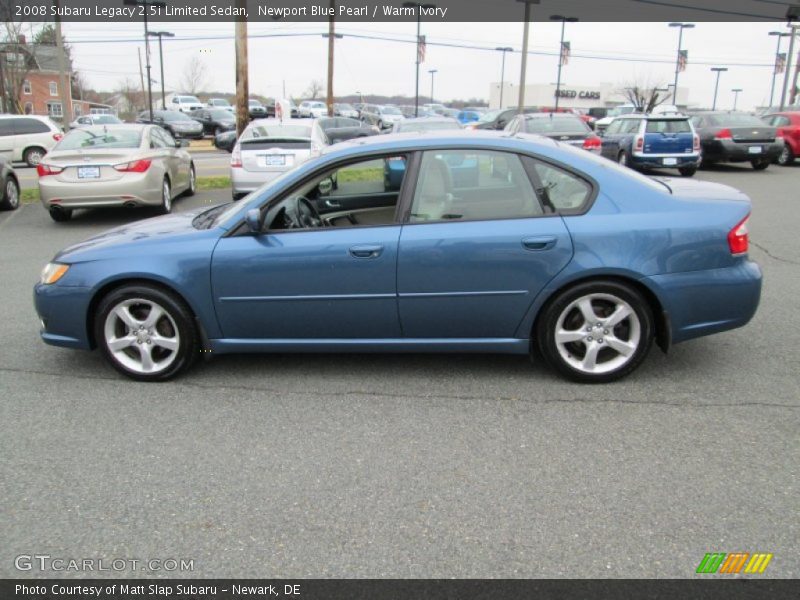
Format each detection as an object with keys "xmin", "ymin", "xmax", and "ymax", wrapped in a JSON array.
[
  {"xmin": 550, "ymin": 15, "xmax": 577, "ymax": 111},
  {"xmin": 495, "ymin": 47, "xmax": 513, "ymax": 108},
  {"xmin": 137, "ymin": 48, "xmax": 146, "ymax": 113},
  {"xmin": 124, "ymin": 0, "xmax": 164, "ymax": 123},
  {"xmin": 0, "ymin": 53, "xmax": 6, "ymax": 113},
  {"xmin": 517, "ymin": 0, "xmax": 540, "ymax": 113},
  {"xmin": 53, "ymin": 0, "xmax": 72, "ymax": 130},
  {"xmin": 790, "ymin": 24, "xmax": 800, "ymax": 105},
  {"xmin": 326, "ymin": 0, "xmax": 335, "ymax": 117},
  {"xmin": 669, "ymin": 23, "xmax": 694, "ymax": 105},
  {"xmin": 148, "ymin": 31, "xmax": 174, "ymax": 110},
  {"xmin": 234, "ymin": 3, "xmax": 249, "ymax": 136},
  {"xmin": 779, "ymin": 25, "xmax": 797, "ymax": 110}
]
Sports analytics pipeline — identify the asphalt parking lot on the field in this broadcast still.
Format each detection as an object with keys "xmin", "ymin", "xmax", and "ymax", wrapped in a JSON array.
[{"xmin": 1, "ymin": 164, "xmax": 797, "ymax": 578}]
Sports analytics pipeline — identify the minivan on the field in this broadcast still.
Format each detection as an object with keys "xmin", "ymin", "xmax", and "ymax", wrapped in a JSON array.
[{"xmin": 0, "ymin": 115, "xmax": 63, "ymax": 166}]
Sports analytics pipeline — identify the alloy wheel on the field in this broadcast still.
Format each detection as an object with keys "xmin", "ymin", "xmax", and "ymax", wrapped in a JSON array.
[{"xmin": 5, "ymin": 178, "xmax": 19, "ymax": 209}]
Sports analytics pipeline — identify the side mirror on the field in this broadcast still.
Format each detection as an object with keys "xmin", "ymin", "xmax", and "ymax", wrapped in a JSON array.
[
  {"xmin": 245, "ymin": 208, "xmax": 264, "ymax": 233},
  {"xmin": 318, "ymin": 178, "xmax": 333, "ymax": 196}
]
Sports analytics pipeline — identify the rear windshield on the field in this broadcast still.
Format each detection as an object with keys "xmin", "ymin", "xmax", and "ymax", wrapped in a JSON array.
[
  {"xmin": 160, "ymin": 111, "xmax": 193, "ymax": 122},
  {"xmin": 246, "ymin": 124, "xmax": 311, "ymax": 139},
  {"xmin": 524, "ymin": 117, "xmax": 589, "ymax": 134},
  {"xmin": 645, "ymin": 119, "xmax": 692, "ymax": 134},
  {"xmin": 56, "ymin": 128, "xmax": 142, "ymax": 150},
  {"xmin": 708, "ymin": 114, "xmax": 766, "ymax": 127}
]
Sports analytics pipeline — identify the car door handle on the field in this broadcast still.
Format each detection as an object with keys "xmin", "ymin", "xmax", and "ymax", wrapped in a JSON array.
[
  {"xmin": 522, "ymin": 236, "xmax": 557, "ymax": 251},
  {"xmin": 349, "ymin": 244, "xmax": 384, "ymax": 259},
  {"xmin": 325, "ymin": 199, "xmax": 342, "ymax": 208}
]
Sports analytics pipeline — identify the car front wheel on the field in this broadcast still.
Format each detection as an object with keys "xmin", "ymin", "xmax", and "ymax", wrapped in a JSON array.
[
  {"xmin": 536, "ymin": 281, "xmax": 654, "ymax": 383},
  {"xmin": 0, "ymin": 176, "xmax": 19, "ymax": 211},
  {"xmin": 94, "ymin": 284, "xmax": 199, "ymax": 381}
]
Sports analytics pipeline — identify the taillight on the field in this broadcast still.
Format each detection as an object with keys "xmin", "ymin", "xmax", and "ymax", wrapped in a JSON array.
[
  {"xmin": 36, "ymin": 164, "xmax": 64, "ymax": 177},
  {"xmin": 113, "ymin": 159, "xmax": 151, "ymax": 173},
  {"xmin": 727, "ymin": 215, "xmax": 749, "ymax": 256},
  {"xmin": 634, "ymin": 136, "xmax": 644, "ymax": 151},
  {"xmin": 231, "ymin": 144, "xmax": 242, "ymax": 168},
  {"xmin": 53, "ymin": 133, "xmax": 63, "ymax": 142},
  {"xmin": 714, "ymin": 128, "xmax": 732, "ymax": 140},
  {"xmin": 582, "ymin": 135, "xmax": 602, "ymax": 150},
  {"xmin": 693, "ymin": 135, "xmax": 700, "ymax": 151}
]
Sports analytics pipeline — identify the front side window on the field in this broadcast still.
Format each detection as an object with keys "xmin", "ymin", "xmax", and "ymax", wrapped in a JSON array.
[
  {"xmin": 49, "ymin": 82, "xmax": 58, "ymax": 96},
  {"xmin": 530, "ymin": 160, "xmax": 592, "ymax": 213},
  {"xmin": 409, "ymin": 150, "xmax": 543, "ymax": 223},
  {"xmin": 604, "ymin": 120, "xmax": 622, "ymax": 135}
]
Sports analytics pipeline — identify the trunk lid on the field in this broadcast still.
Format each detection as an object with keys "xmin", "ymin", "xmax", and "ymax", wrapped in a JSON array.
[{"xmin": 240, "ymin": 137, "xmax": 311, "ymax": 173}]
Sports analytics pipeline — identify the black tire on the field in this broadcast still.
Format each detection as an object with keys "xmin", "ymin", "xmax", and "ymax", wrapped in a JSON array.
[
  {"xmin": 49, "ymin": 207, "xmax": 72, "ymax": 222},
  {"xmin": 24, "ymin": 146, "xmax": 47, "ymax": 167},
  {"xmin": 536, "ymin": 280, "xmax": 654, "ymax": 383},
  {"xmin": 183, "ymin": 165, "xmax": 196, "ymax": 197},
  {"xmin": 0, "ymin": 176, "xmax": 20, "ymax": 211},
  {"xmin": 777, "ymin": 144, "xmax": 795, "ymax": 166},
  {"xmin": 94, "ymin": 283, "xmax": 200, "ymax": 382},
  {"xmin": 215, "ymin": 126, "xmax": 223, "ymax": 137},
  {"xmin": 157, "ymin": 177, "xmax": 172, "ymax": 215},
  {"xmin": 617, "ymin": 151, "xmax": 630, "ymax": 168},
  {"xmin": 751, "ymin": 158, "xmax": 770, "ymax": 171},
  {"xmin": 678, "ymin": 166, "xmax": 697, "ymax": 177}
]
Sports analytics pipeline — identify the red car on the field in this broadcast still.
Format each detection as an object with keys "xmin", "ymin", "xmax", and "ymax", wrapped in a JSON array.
[{"xmin": 762, "ymin": 111, "xmax": 800, "ymax": 166}]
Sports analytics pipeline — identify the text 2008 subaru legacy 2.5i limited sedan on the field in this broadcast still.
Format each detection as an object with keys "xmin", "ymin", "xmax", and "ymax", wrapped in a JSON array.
[{"xmin": 34, "ymin": 131, "xmax": 762, "ymax": 383}]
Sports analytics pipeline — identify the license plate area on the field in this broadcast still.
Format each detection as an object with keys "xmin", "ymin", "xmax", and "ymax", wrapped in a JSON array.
[
  {"xmin": 259, "ymin": 154, "xmax": 287, "ymax": 167},
  {"xmin": 662, "ymin": 158, "xmax": 678, "ymax": 166},
  {"xmin": 748, "ymin": 146, "xmax": 762, "ymax": 154},
  {"xmin": 77, "ymin": 166, "xmax": 100, "ymax": 179}
]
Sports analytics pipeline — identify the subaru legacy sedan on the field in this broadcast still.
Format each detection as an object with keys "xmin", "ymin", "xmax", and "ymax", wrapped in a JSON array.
[{"xmin": 34, "ymin": 132, "xmax": 761, "ymax": 383}]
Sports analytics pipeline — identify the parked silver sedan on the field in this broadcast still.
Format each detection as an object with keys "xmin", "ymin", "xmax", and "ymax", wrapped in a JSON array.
[{"xmin": 38, "ymin": 124, "xmax": 195, "ymax": 222}]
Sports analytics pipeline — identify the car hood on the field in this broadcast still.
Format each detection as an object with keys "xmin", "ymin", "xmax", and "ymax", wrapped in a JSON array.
[{"xmin": 55, "ymin": 209, "xmax": 214, "ymax": 263}]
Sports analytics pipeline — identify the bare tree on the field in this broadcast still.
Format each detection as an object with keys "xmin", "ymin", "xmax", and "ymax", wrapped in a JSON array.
[
  {"xmin": 180, "ymin": 56, "xmax": 208, "ymax": 95},
  {"xmin": 304, "ymin": 79, "xmax": 323, "ymax": 100},
  {"xmin": 618, "ymin": 80, "xmax": 669, "ymax": 113},
  {"xmin": 1, "ymin": 21, "xmax": 33, "ymax": 113},
  {"xmin": 116, "ymin": 77, "xmax": 144, "ymax": 120}
]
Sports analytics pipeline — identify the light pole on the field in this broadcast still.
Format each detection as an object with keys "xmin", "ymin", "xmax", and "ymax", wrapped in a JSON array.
[
  {"xmin": 322, "ymin": 32, "xmax": 344, "ymax": 117},
  {"xmin": 124, "ymin": 0, "xmax": 166, "ymax": 124},
  {"xmin": 495, "ymin": 47, "xmax": 513, "ymax": 108},
  {"xmin": 731, "ymin": 88, "xmax": 743, "ymax": 110},
  {"xmin": 550, "ymin": 15, "xmax": 577, "ymax": 111},
  {"xmin": 768, "ymin": 31, "xmax": 791, "ymax": 108},
  {"xmin": 403, "ymin": 1, "xmax": 435, "ymax": 117},
  {"xmin": 516, "ymin": 0, "xmax": 542, "ymax": 114},
  {"xmin": 669, "ymin": 22, "xmax": 694, "ymax": 105},
  {"xmin": 428, "ymin": 69, "xmax": 437, "ymax": 104},
  {"xmin": 147, "ymin": 31, "xmax": 174, "ymax": 110},
  {"xmin": 710, "ymin": 67, "xmax": 728, "ymax": 110},
  {"xmin": 780, "ymin": 24, "xmax": 799, "ymax": 110}
]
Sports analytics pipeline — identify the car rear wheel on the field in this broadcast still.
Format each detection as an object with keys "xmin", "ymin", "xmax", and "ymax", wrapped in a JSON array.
[
  {"xmin": 157, "ymin": 178, "xmax": 172, "ymax": 214},
  {"xmin": 777, "ymin": 144, "xmax": 795, "ymax": 166},
  {"xmin": 678, "ymin": 166, "xmax": 697, "ymax": 177},
  {"xmin": 617, "ymin": 151, "xmax": 629, "ymax": 167},
  {"xmin": 0, "ymin": 176, "xmax": 19, "ymax": 211},
  {"xmin": 48, "ymin": 207, "xmax": 72, "ymax": 222},
  {"xmin": 24, "ymin": 147, "xmax": 46, "ymax": 167},
  {"xmin": 94, "ymin": 284, "xmax": 199, "ymax": 381},
  {"xmin": 751, "ymin": 158, "xmax": 770, "ymax": 170},
  {"xmin": 536, "ymin": 280, "xmax": 654, "ymax": 383}
]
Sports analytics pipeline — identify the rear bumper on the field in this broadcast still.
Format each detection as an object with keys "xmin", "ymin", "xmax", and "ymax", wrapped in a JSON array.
[
  {"xmin": 39, "ymin": 171, "xmax": 163, "ymax": 208},
  {"xmin": 702, "ymin": 140, "xmax": 783, "ymax": 162},
  {"xmin": 230, "ymin": 168, "xmax": 284, "ymax": 195},
  {"xmin": 631, "ymin": 153, "xmax": 700, "ymax": 169},
  {"xmin": 643, "ymin": 260, "xmax": 762, "ymax": 344}
]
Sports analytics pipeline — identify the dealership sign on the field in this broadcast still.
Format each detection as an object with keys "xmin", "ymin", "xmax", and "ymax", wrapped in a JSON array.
[{"xmin": 555, "ymin": 89, "xmax": 602, "ymax": 100}]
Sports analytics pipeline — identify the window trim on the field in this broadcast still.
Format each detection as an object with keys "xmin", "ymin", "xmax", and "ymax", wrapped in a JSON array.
[
  {"xmin": 46, "ymin": 101, "xmax": 63, "ymax": 118},
  {"xmin": 22, "ymin": 79, "xmax": 32, "ymax": 95},
  {"xmin": 522, "ymin": 154, "xmax": 599, "ymax": 217},
  {"xmin": 49, "ymin": 81, "xmax": 58, "ymax": 96}
]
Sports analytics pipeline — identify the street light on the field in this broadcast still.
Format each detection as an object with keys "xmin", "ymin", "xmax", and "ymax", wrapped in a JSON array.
[
  {"xmin": 428, "ymin": 69, "xmax": 438, "ymax": 104},
  {"xmin": 731, "ymin": 88, "xmax": 743, "ymax": 110},
  {"xmin": 778, "ymin": 24, "xmax": 799, "ymax": 110},
  {"xmin": 147, "ymin": 31, "xmax": 174, "ymax": 110},
  {"xmin": 403, "ymin": 1, "xmax": 436, "ymax": 117},
  {"xmin": 669, "ymin": 23, "xmax": 694, "ymax": 105},
  {"xmin": 495, "ymin": 47, "xmax": 513, "ymax": 109},
  {"xmin": 768, "ymin": 32, "xmax": 792, "ymax": 108},
  {"xmin": 124, "ymin": 0, "xmax": 166, "ymax": 123},
  {"xmin": 516, "ymin": 0, "xmax": 541, "ymax": 114},
  {"xmin": 550, "ymin": 15, "xmax": 578, "ymax": 111},
  {"xmin": 710, "ymin": 67, "xmax": 728, "ymax": 110}
]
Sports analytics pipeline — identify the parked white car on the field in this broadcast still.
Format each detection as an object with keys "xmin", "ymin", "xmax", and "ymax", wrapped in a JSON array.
[
  {"xmin": 168, "ymin": 95, "xmax": 205, "ymax": 114},
  {"xmin": 594, "ymin": 104, "xmax": 638, "ymax": 134},
  {"xmin": 69, "ymin": 114, "xmax": 123, "ymax": 129},
  {"xmin": 0, "ymin": 114, "xmax": 63, "ymax": 166},
  {"xmin": 298, "ymin": 101, "xmax": 327, "ymax": 118},
  {"xmin": 207, "ymin": 98, "xmax": 234, "ymax": 112}
]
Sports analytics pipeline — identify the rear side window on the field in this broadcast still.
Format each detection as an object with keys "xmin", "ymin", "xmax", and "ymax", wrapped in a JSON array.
[
  {"xmin": 529, "ymin": 160, "xmax": 592, "ymax": 213},
  {"xmin": 621, "ymin": 119, "xmax": 642, "ymax": 134},
  {"xmin": 0, "ymin": 120, "xmax": 13, "ymax": 136},
  {"xmin": 13, "ymin": 118, "xmax": 50, "ymax": 135},
  {"xmin": 646, "ymin": 119, "xmax": 692, "ymax": 134}
]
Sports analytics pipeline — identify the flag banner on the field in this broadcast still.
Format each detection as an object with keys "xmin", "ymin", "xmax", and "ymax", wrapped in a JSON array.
[
  {"xmin": 678, "ymin": 49, "xmax": 688, "ymax": 72},
  {"xmin": 560, "ymin": 41, "xmax": 571, "ymax": 66},
  {"xmin": 418, "ymin": 35, "xmax": 426, "ymax": 63},
  {"xmin": 775, "ymin": 52, "xmax": 786, "ymax": 74}
]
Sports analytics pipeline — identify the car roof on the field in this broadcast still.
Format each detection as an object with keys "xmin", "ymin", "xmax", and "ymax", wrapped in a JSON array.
[
  {"xmin": 616, "ymin": 113, "xmax": 687, "ymax": 120},
  {"xmin": 522, "ymin": 112, "xmax": 584, "ymax": 119},
  {"xmin": 400, "ymin": 117, "xmax": 459, "ymax": 123}
]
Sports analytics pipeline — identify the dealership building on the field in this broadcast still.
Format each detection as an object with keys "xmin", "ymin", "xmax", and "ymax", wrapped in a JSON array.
[{"xmin": 489, "ymin": 82, "xmax": 690, "ymax": 110}]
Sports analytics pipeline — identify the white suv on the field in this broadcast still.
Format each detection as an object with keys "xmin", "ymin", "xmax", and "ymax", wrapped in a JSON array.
[
  {"xmin": 0, "ymin": 115, "xmax": 63, "ymax": 166},
  {"xmin": 168, "ymin": 95, "xmax": 205, "ymax": 114}
]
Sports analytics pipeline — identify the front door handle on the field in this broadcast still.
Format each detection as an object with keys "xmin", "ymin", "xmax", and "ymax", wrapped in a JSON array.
[
  {"xmin": 349, "ymin": 244, "xmax": 384, "ymax": 259},
  {"xmin": 325, "ymin": 199, "xmax": 342, "ymax": 209},
  {"xmin": 522, "ymin": 236, "xmax": 557, "ymax": 251}
]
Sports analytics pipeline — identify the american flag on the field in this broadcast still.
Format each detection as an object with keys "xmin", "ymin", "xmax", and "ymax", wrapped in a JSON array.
[
  {"xmin": 417, "ymin": 35, "xmax": 426, "ymax": 64},
  {"xmin": 677, "ymin": 49, "xmax": 688, "ymax": 72},
  {"xmin": 560, "ymin": 41, "xmax": 571, "ymax": 66},
  {"xmin": 775, "ymin": 52, "xmax": 786, "ymax": 74}
]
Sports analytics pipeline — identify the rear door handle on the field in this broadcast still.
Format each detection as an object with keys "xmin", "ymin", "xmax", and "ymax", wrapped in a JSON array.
[
  {"xmin": 522, "ymin": 236, "xmax": 557, "ymax": 251},
  {"xmin": 349, "ymin": 244, "xmax": 384, "ymax": 259}
]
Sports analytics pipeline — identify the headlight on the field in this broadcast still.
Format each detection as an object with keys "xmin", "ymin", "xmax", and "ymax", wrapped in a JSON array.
[{"xmin": 40, "ymin": 262, "xmax": 69, "ymax": 285}]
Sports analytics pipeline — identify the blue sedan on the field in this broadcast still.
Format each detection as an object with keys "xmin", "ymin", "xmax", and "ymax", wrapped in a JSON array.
[{"xmin": 34, "ymin": 131, "xmax": 761, "ymax": 383}]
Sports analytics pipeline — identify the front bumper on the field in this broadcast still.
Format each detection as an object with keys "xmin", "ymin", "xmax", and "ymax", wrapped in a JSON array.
[
  {"xmin": 702, "ymin": 140, "xmax": 783, "ymax": 163},
  {"xmin": 643, "ymin": 260, "xmax": 762, "ymax": 345},
  {"xmin": 34, "ymin": 282, "xmax": 93, "ymax": 350}
]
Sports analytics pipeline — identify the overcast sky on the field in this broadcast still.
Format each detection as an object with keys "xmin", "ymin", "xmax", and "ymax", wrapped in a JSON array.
[{"xmin": 59, "ymin": 20, "xmax": 798, "ymax": 110}]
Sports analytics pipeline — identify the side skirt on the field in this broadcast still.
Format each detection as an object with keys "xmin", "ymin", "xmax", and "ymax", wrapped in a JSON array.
[{"xmin": 209, "ymin": 338, "xmax": 531, "ymax": 355}]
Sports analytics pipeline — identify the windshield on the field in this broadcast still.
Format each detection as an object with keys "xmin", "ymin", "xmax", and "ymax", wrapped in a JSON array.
[
  {"xmin": 208, "ymin": 109, "xmax": 233, "ymax": 119},
  {"xmin": 397, "ymin": 120, "xmax": 461, "ymax": 133},
  {"xmin": 381, "ymin": 106, "xmax": 402, "ymax": 115},
  {"xmin": 93, "ymin": 115, "xmax": 121, "ymax": 124},
  {"xmin": 210, "ymin": 99, "xmax": 231, "ymax": 106},
  {"xmin": 477, "ymin": 109, "xmax": 504, "ymax": 123},
  {"xmin": 247, "ymin": 124, "xmax": 311, "ymax": 139},
  {"xmin": 709, "ymin": 114, "xmax": 768, "ymax": 127},
  {"xmin": 160, "ymin": 111, "xmax": 193, "ymax": 122},
  {"xmin": 55, "ymin": 128, "xmax": 142, "ymax": 150},
  {"xmin": 179, "ymin": 96, "xmax": 201, "ymax": 104},
  {"xmin": 524, "ymin": 117, "xmax": 589, "ymax": 134}
]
